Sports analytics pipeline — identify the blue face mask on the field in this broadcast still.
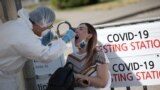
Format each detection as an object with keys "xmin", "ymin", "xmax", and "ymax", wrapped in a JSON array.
[
  {"xmin": 41, "ymin": 30, "xmax": 54, "ymax": 46},
  {"xmin": 79, "ymin": 40, "xmax": 87, "ymax": 49},
  {"xmin": 71, "ymin": 38, "xmax": 88, "ymax": 55}
]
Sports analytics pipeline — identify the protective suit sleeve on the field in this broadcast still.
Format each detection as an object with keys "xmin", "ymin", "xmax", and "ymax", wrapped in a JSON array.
[{"xmin": 13, "ymin": 32, "xmax": 66, "ymax": 63}]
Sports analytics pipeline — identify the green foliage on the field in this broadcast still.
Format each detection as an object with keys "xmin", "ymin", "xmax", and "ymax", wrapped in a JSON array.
[
  {"xmin": 51, "ymin": 0, "xmax": 99, "ymax": 9},
  {"xmin": 100, "ymin": 0, "xmax": 115, "ymax": 3}
]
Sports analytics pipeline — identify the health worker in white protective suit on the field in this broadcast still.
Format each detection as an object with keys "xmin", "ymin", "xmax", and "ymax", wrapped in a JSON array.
[{"xmin": 0, "ymin": 6, "xmax": 75, "ymax": 90}]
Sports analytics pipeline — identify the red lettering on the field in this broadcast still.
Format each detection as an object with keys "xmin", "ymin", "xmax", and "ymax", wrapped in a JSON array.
[
  {"xmin": 130, "ymin": 39, "xmax": 160, "ymax": 51},
  {"xmin": 140, "ymin": 41, "xmax": 147, "ymax": 49},
  {"xmin": 146, "ymin": 71, "xmax": 152, "ymax": 79},
  {"xmin": 112, "ymin": 73, "xmax": 133, "ymax": 82},
  {"xmin": 136, "ymin": 72, "xmax": 141, "ymax": 80},
  {"xmin": 136, "ymin": 70, "xmax": 160, "ymax": 80}
]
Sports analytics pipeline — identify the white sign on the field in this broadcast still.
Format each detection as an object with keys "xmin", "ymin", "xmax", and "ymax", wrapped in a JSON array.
[
  {"xmin": 96, "ymin": 20, "xmax": 160, "ymax": 87},
  {"xmin": 109, "ymin": 54, "xmax": 160, "ymax": 87},
  {"xmin": 33, "ymin": 56, "xmax": 65, "ymax": 90}
]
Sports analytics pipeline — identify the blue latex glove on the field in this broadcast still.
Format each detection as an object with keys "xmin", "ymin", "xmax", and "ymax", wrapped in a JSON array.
[
  {"xmin": 62, "ymin": 29, "xmax": 76, "ymax": 43},
  {"xmin": 41, "ymin": 31, "xmax": 54, "ymax": 46}
]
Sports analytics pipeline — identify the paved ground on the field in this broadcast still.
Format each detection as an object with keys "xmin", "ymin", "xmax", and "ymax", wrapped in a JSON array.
[
  {"xmin": 22, "ymin": 0, "xmax": 160, "ymax": 27},
  {"xmin": 55, "ymin": 0, "xmax": 160, "ymax": 27}
]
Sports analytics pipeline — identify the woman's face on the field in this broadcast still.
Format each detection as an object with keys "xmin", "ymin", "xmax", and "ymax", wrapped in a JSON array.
[{"xmin": 75, "ymin": 24, "xmax": 91, "ymax": 47}]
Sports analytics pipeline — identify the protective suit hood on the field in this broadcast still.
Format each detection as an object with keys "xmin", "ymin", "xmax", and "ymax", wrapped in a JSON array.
[{"xmin": 18, "ymin": 8, "xmax": 32, "ymax": 29}]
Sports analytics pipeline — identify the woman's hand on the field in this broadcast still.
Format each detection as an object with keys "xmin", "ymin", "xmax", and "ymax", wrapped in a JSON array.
[
  {"xmin": 74, "ymin": 73, "xmax": 90, "ymax": 87},
  {"xmin": 77, "ymin": 78, "xmax": 90, "ymax": 87}
]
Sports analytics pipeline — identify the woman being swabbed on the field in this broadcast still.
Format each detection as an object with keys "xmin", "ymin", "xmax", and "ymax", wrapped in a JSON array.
[{"xmin": 66, "ymin": 23, "xmax": 111, "ymax": 90}]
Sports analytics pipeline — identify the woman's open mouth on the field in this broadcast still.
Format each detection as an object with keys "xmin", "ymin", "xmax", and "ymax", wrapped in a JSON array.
[{"xmin": 75, "ymin": 35, "xmax": 79, "ymax": 40}]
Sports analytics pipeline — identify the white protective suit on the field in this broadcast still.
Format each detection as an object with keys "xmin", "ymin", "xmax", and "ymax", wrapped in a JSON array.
[{"xmin": 0, "ymin": 9, "xmax": 66, "ymax": 90}]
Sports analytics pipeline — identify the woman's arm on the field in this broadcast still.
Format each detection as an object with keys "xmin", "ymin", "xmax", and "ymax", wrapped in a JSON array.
[
  {"xmin": 90, "ymin": 63, "xmax": 109, "ymax": 87},
  {"xmin": 75, "ymin": 63, "xmax": 109, "ymax": 88}
]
